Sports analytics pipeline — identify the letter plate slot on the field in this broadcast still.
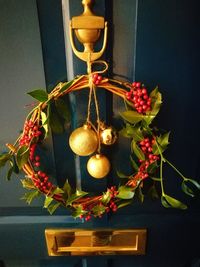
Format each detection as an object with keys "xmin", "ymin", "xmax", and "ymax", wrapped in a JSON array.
[{"xmin": 45, "ymin": 229, "xmax": 147, "ymax": 256}]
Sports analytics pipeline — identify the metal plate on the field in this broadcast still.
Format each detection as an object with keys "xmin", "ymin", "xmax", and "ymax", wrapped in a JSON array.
[{"xmin": 45, "ymin": 229, "xmax": 147, "ymax": 256}]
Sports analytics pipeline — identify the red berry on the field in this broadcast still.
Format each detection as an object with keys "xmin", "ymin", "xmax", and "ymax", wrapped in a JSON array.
[
  {"xmin": 132, "ymin": 82, "xmax": 137, "ymax": 87},
  {"xmin": 35, "ymin": 156, "xmax": 40, "ymax": 162},
  {"xmin": 142, "ymin": 88, "xmax": 147, "ymax": 94},
  {"xmin": 136, "ymin": 82, "xmax": 141, "ymax": 88},
  {"xmin": 34, "ymin": 162, "xmax": 40, "ymax": 167}
]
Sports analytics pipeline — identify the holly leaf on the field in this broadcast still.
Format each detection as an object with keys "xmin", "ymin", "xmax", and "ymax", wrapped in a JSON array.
[
  {"xmin": 41, "ymin": 111, "xmax": 49, "ymax": 137},
  {"xmin": 27, "ymin": 89, "xmax": 48, "ymax": 102},
  {"xmin": 44, "ymin": 196, "xmax": 54, "ymax": 208},
  {"xmin": 117, "ymin": 200, "xmax": 132, "ymax": 209},
  {"xmin": 60, "ymin": 80, "xmax": 74, "ymax": 93},
  {"xmin": 120, "ymin": 110, "xmax": 144, "ymax": 124},
  {"xmin": 72, "ymin": 206, "xmax": 87, "ymax": 218},
  {"xmin": 55, "ymin": 98, "xmax": 71, "ymax": 122},
  {"xmin": 62, "ymin": 179, "xmax": 72, "ymax": 197},
  {"xmin": 135, "ymin": 186, "xmax": 144, "ymax": 203},
  {"xmin": 148, "ymin": 185, "xmax": 159, "ymax": 199},
  {"xmin": 47, "ymin": 202, "xmax": 61, "ymax": 215},
  {"xmin": 21, "ymin": 178, "xmax": 35, "ymax": 189},
  {"xmin": 131, "ymin": 141, "xmax": 145, "ymax": 160},
  {"xmin": 102, "ymin": 191, "xmax": 111, "ymax": 205},
  {"xmin": 49, "ymin": 111, "xmax": 64, "ymax": 134},
  {"xmin": 144, "ymin": 87, "xmax": 162, "ymax": 124},
  {"xmin": 92, "ymin": 205, "xmax": 106, "ymax": 216},
  {"xmin": 66, "ymin": 190, "xmax": 88, "ymax": 206},
  {"xmin": 152, "ymin": 132, "xmax": 170, "ymax": 155},
  {"xmin": 16, "ymin": 145, "xmax": 29, "ymax": 169},
  {"xmin": 6, "ymin": 164, "xmax": 14, "ymax": 181},
  {"xmin": 21, "ymin": 190, "xmax": 40, "ymax": 205},
  {"xmin": 0, "ymin": 153, "xmax": 12, "ymax": 168},
  {"xmin": 117, "ymin": 186, "xmax": 135, "ymax": 199},
  {"xmin": 116, "ymin": 170, "xmax": 129, "ymax": 179},
  {"xmin": 161, "ymin": 194, "xmax": 187, "ymax": 210},
  {"xmin": 130, "ymin": 156, "xmax": 139, "ymax": 171}
]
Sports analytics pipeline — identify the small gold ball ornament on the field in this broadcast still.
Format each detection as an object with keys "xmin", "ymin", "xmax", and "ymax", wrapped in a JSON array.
[
  {"xmin": 87, "ymin": 154, "xmax": 111, "ymax": 179},
  {"xmin": 69, "ymin": 124, "xmax": 98, "ymax": 156},
  {"xmin": 100, "ymin": 124, "xmax": 117, "ymax": 145}
]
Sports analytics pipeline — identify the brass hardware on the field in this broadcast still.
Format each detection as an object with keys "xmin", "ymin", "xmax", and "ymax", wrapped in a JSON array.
[
  {"xmin": 69, "ymin": 0, "xmax": 108, "ymax": 66},
  {"xmin": 45, "ymin": 229, "xmax": 147, "ymax": 256}
]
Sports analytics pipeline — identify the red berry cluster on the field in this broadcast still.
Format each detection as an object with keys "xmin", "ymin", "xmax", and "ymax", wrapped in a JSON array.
[
  {"xmin": 106, "ymin": 186, "xmax": 118, "ymax": 213},
  {"xmin": 32, "ymin": 170, "xmax": 52, "ymax": 192},
  {"xmin": 139, "ymin": 137, "xmax": 159, "ymax": 164},
  {"xmin": 29, "ymin": 144, "xmax": 53, "ymax": 192},
  {"xmin": 19, "ymin": 120, "xmax": 42, "ymax": 146},
  {"xmin": 92, "ymin": 73, "xmax": 103, "ymax": 85},
  {"xmin": 125, "ymin": 82, "xmax": 151, "ymax": 114},
  {"xmin": 29, "ymin": 144, "xmax": 42, "ymax": 168}
]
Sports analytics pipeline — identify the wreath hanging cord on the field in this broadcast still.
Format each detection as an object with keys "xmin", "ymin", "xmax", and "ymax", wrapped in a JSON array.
[{"xmin": 1, "ymin": 1, "xmax": 200, "ymax": 221}]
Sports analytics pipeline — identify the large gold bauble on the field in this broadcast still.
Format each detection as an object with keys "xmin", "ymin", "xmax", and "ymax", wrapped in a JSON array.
[
  {"xmin": 69, "ymin": 124, "xmax": 98, "ymax": 156},
  {"xmin": 100, "ymin": 125, "xmax": 117, "ymax": 145},
  {"xmin": 87, "ymin": 154, "xmax": 110, "ymax": 179}
]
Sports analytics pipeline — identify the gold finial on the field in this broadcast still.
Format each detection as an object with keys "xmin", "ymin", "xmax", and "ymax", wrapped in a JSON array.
[{"xmin": 69, "ymin": 0, "xmax": 108, "ymax": 70}]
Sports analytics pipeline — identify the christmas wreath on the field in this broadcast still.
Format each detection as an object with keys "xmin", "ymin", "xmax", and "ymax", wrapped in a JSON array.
[{"xmin": 0, "ymin": 73, "xmax": 200, "ymax": 221}]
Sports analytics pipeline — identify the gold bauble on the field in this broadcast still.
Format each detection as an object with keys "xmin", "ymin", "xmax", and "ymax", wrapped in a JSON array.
[
  {"xmin": 100, "ymin": 126, "xmax": 117, "ymax": 145},
  {"xmin": 69, "ymin": 124, "xmax": 98, "ymax": 156},
  {"xmin": 87, "ymin": 154, "xmax": 111, "ymax": 179}
]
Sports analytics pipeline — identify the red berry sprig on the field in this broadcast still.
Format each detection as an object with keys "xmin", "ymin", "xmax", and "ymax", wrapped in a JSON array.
[
  {"xmin": 19, "ymin": 120, "xmax": 42, "ymax": 147},
  {"xmin": 92, "ymin": 73, "xmax": 103, "ymax": 85},
  {"xmin": 139, "ymin": 137, "xmax": 159, "ymax": 164},
  {"xmin": 125, "ymin": 82, "xmax": 152, "ymax": 114}
]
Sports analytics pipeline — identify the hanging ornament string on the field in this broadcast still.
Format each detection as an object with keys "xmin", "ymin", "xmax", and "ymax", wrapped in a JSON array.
[{"xmin": 86, "ymin": 57, "xmax": 109, "ymax": 153}]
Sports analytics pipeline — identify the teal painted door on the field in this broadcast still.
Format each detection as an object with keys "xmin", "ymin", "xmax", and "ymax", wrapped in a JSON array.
[{"xmin": 0, "ymin": 1, "xmax": 200, "ymax": 267}]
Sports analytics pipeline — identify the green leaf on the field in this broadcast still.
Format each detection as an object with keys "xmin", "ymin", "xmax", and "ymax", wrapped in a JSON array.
[
  {"xmin": 117, "ymin": 200, "xmax": 132, "ymax": 209},
  {"xmin": 102, "ymin": 191, "xmax": 111, "ymax": 205},
  {"xmin": 21, "ymin": 178, "xmax": 35, "ymax": 189},
  {"xmin": 92, "ymin": 205, "xmax": 106, "ymax": 216},
  {"xmin": 16, "ymin": 145, "xmax": 29, "ymax": 169},
  {"xmin": 116, "ymin": 170, "xmax": 129, "ymax": 179},
  {"xmin": 132, "ymin": 141, "xmax": 145, "ymax": 160},
  {"xmin": 41, "ymin": 111, "xmax": 49, "ymax": 137},
  {"xmin": 185, "ymin": 179, "xmax": 200, "ymax": 191},
  {"xmin": 66, "ymin": 190, "xmax": 88, "ymax": 206},
  {"xmin": 6, "ymin": 164, "xmax": 14, "ymax": 181},
  {"xmin": 27, "ymin": 89, "xmax": 48, "ymax": 102},
  {"xmin": 117, "ymin": 186, "xmax": 135, "ymax": 199},
  {"xmin": 72, "ymin": 206, "xmax": 87, "ymax": 218},
  {"xmin": 21, "ymin": 190, "xmax": 40, "ymax": 205},
  {"xmin": 181, "ymin": 179, "xmax": 200, "ymax": 197},
  {"xmin": 152, "ymin": 132, "xmax": 170, "ymax": 155},
  {"xmin": 181, "ymin": 181, "xmax": 195, "ymax": 197},
  {"xmin": 12, "ymin": 156, "xmax": 19, "ymax": 174},
  {"xmin": 136, "ymin": 186, "xmax": 144, "ymax": 203},
  {"xmin": 120, "ymin": 110, "xmax": 144, "ymax": 124},
  {"xmin": 130, "ymin": 156, "xmax": 139, "ymax": 171},
  {"xmin": 55, "ymin": 98, "xmax": 71, "ymax": 122},
  {"xmin": 52, "ymin": 187, "xmax": 64, "ymax": 195},
  {"xmin": 47, "ymin": 202, "xmax": 61, "ymax": 215},
  {"xmin": 49, "ymin": 111, "xmax": 64, "ymax": 134},
  {"xmin": 62, "ymin": 179, "xmax": 72, "ymax": 197},
  {"xmin": 147, "ymin": 161, "xmax": 159, "ymax": 174},
  {"xmin": 144, "ymin": 87, "xmax": 162, "ymax": 124},
  {"xmin": 0, "ymin": 153, "xmax": 12, "ymax": 168},
  {"xmin": 148, "ymin": 185, "xmax": 159, "ymax": 199},
  {"xmin": 59, "ymin": 80, "xmax": 74, "ymax": 93},
  {"xmin": 161, "ymin": 194, "xmax": 187, "ymax": 210},
  {"xmin": 44, "ymin": 196, "xmax": 54, "ymax": 208}
]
